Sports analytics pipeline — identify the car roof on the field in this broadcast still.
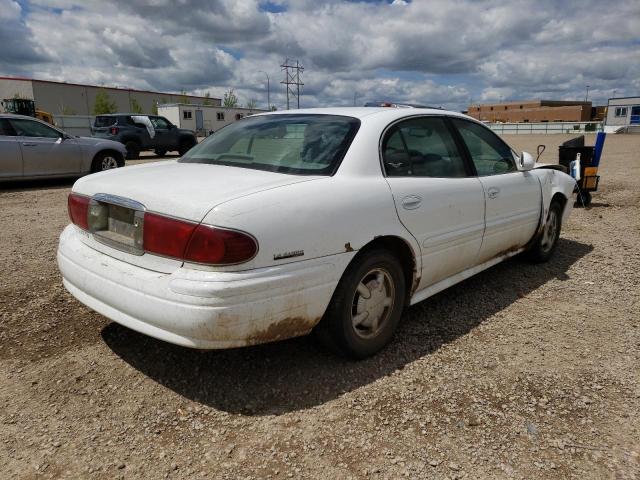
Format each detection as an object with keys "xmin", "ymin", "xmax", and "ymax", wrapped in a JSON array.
[
  {"xmin": 253, "ymin": 106, "xmax": 473, "ymax": 122},
  {"xmin": 0, "ymin": 113, "xmax": 43, "ymax": 120}
]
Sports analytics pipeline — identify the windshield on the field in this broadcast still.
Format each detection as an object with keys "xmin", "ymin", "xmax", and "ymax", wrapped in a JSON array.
[{"xmin": 179, "ymin": 114, "xmax": 360, "ymax": 175}]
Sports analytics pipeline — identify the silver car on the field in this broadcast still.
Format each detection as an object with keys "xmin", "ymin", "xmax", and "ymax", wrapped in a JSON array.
[{"xmin": 0, "ymin": 114, "xmax": 127, "ymax": 181}]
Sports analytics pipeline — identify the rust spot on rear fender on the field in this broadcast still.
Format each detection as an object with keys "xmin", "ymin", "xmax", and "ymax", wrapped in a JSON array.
[{"xmin": 245, "ymin": 316, "xmax": 320, "ymax": 346}]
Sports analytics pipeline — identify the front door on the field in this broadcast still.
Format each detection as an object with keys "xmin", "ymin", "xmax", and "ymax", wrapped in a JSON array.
[
  {"xmin": 450, "ymin": 118, "xmax": 541, "ymax": 263},
  {"xmin": 382, "ymin": 116, "xmax": 485, "ymax": 289},
  {"xmin": 149, "ymin": 116, "xmax": 173, "ymax": 150},
  {"xmin": 0, "ymin": 118, "xmax": 23, "ymax": 178},
  {"xmin": 7, "ymin": 118, "xmax": 81, "ymax": 176}
]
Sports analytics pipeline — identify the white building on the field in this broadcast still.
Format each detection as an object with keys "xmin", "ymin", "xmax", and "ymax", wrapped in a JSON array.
[
  {"xmin": 158, "ymin": 103, "xmax": 268, "ymax": 135},
  {"xmin": 605, "ymin": 97, "xmax": 640, "ymax": 133}
]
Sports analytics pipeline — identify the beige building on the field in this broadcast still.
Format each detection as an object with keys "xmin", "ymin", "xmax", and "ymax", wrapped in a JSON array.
[
  {"xmin": 0, "ymin": 76, "xmax": 221, "ymax": 116},
  {"xmin": 158, "ymin": 103, "xmax": 267, "ymax": 135},
  {"xmin": 467, "ymin": 100, "xmax": 592, "ymax": 123}
]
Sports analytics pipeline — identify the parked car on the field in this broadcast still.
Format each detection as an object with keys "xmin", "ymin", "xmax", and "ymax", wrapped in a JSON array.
[
  {"xmin": 92, "ymin": 114, "xmax": 197, "ymax": 159},
  {"xmin": 0, "ymin": 114, "xmax": 126, "ymax": 181},
  {"xmin": 58, "ymin": 107, "xmax": 576, "ymax": 358}
]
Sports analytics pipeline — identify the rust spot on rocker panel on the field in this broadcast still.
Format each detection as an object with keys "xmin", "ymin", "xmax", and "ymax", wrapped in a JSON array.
[
  {"xmin": 492, "ymin": 244, "xmax": 523, "ymax": 260},
  {"xmin": 245, "ymin": 316, "xmax": 320, "ymax": 346}
]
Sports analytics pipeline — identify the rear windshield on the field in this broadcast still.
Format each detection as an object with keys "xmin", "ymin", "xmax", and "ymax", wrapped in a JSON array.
[
  {"xmin": 179, "ymin": 114, "xmax": 360, "ymax": 175},
  {"xmin": 94, "ymin": 116, "xmax": 117, "ymax": 128}
]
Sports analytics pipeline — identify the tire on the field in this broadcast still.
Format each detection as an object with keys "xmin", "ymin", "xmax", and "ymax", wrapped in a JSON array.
[
  {"xmin": 154, "ymin": 148, "xmax": 167, "ymax": 157},
  {"xmin": 91, "ymin": 151, "xmax": 123, "ymax": 173},
  {"xmin": 124, "ymin": 141, "xmax": 140, "ymax": 160},
  {"xmin": 178, "ymin": 138, "xmax": 196, "ymax": 156},
  {"xmin": 526, "ymin": 201, "xmax": 562, "ymax": 263},
  {"xmin": 316, "ymin": 249, "xmax": 406, "ymax": 359},
  {"xmin": 575, "ymin": 190, "xmax": 592, "ymax": 207}
]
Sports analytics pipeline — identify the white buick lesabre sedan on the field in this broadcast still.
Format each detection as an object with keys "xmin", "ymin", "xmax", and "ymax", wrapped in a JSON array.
[{"xmin": 58, "ymin": 107, "xmax": 575, "ymax": 358}]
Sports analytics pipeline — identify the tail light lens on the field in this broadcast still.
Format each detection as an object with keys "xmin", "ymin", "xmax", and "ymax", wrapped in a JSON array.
[
  {"xmin": 143, "ymin": 212, "xmax": 257, "ymax": 265},
  {"xmin": 68, "ymin": 193, "xmax": 90, "ymax": 230},
  {"xmin": 109, "ymin": 126, "xmax": 119, "ymax": 135}
]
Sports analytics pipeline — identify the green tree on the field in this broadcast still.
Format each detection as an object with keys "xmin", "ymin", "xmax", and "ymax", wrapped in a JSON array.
[
  {"xmin": 60, "ymin": 104, "xmax": 76, "ymax": 115},
  {"xmin": 203, "ymin": 91, "xmax": 213, "ymax": 106},
  {"xmin": 93, "ymin": 89, "xmax": 117, "ymax": 115},
  {"xmin": 246, "ymin": 98, "xmax": 257, "ymax": 109},
  {"xmin": 152, "ymin": 101, "xmax": 158, "ymax": 115},
  {"xmin": 270, "ymin": 105, "xmax": 277, "ymax": 111},
  {"xmin": 130, "ymin": 98, "xmax": 143, "ymax": 114},
  {"xmin": 223, "ymin": 88, "xmax": 239, "ymax": 108}
]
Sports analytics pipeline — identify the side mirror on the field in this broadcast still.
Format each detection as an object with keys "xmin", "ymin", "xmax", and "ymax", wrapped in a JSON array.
[{"xmin": 519, "ymin": 151, "xmax": 535, "ymax": 171}]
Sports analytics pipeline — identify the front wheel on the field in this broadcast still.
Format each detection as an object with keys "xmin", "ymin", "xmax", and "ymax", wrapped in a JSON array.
[
  {"xmin": 178, "ymin": 138, "xmax": 196, "ymax": 156},
  {"xmin": 317, "ymin": 250, "xmax": 406, "ymax": 359},
  {"xmin": 526, "ymin": 201, "xmax": 562, "ymax": 263},
  {"xmin": 91, "ymin": 151, "xmax": 123, "ymax": 173}
]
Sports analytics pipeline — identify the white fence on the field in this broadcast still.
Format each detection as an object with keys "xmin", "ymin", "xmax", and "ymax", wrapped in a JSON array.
[
  {"xmin": 488, "ymin": 121, "xmax": 603, "ymax": 135},
  {"xmin": 54, "ymin": 115, "xmax": 94, "ymax": 136}
]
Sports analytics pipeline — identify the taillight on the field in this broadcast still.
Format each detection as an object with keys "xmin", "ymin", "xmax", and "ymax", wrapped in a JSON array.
[
  {"xmin": 185, "ymin": 225, "xmax": 257, "ymax": 264},
  {"xmin": 143, "ymin": 213, "xmax": 257, "ymax": 265},
  {"xmin": 68, "ymin": 193, "xmax": 90, "ymax": 230},
  {"xmin": 110, "ymin": 126, "xmax": 119, "ymax": 135}
]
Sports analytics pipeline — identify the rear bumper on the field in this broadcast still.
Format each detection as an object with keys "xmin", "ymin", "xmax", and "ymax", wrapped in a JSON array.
[{"xmin": 57, "ymin": 225, "xmax": 353, "ymax": 348}]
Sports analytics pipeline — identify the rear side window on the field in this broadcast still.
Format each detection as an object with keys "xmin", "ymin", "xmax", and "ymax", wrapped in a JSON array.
[
  {"xmin": 95, "ymin": 116, "xmax": 116, "ymax": 127},
  {"xmin": 382, "ymin": 117, "xmax": 467, "ymax": 177},
  {"xmin": 181, "ymin": 114, "xmax": 360, "ymax": 175},
  {"xmin": 0, "ymin": 118, "xmax": 16, "ymax": 136}
]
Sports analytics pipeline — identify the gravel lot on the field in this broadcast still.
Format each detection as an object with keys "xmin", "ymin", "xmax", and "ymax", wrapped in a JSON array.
[{"xmin": 1, "ymin": 135, "xmax": 638, "ymax": 479}]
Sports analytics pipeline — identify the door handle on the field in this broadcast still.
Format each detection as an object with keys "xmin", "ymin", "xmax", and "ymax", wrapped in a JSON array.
[
  {"xmin": 401, "ymin": 195, "xmax": 422, "ymax": 210},
  {"xmin": 487, "ymin": 187, "xmax": 500, "ymax": 199},
  {"xmin": 22, "ymin": 143, "xmax": 37, "ymax": 147}
]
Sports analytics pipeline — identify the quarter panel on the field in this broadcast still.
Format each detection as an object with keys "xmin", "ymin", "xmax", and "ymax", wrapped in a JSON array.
[{"xmin": 198, "ymin": 175, "xmax": 421, "ymax": 273}]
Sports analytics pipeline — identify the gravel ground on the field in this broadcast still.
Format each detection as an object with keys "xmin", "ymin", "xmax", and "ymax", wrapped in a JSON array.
[{"xmin": 1, "ymin": 134, "xmax": 638, "ymax": 479}]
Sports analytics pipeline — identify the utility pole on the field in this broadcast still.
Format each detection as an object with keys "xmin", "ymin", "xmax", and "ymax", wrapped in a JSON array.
[
  {"xmin": 280, "ymin": 58, "xmax": 304, "ymax": 109},
  {"xmin": 258, "ymin": 71, "xmax": 270, "ymax": 110},
  {"xmin": 584, "ymin": 85, "xmax": 590, "ymax": 103},
  {"xmin": 353, "ymin": 92, "xmax": 358, "ymax": 106}
]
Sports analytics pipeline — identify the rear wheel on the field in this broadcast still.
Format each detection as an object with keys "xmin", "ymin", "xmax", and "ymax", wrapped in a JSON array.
[
  {"xmin": 527, "ymin": 201, "xmax": 562, "ymax": 263},
  {"xmin": 91, "ymin": 151, "xmax": 123, "ymax": 173},
  {"xmin": 317, "ymin": 250, "xmax": 406, "ymax": 358},
  {"xmin": 124, "ymin": 141, "xmax": 140, "ymax": 160},
  {"xmin": 154, "ymin": 148, "xmax": 167, "ymax": 157},
  {"xmin": 178, "ymin": 138, "xmax": 196, "ymax": 156}
]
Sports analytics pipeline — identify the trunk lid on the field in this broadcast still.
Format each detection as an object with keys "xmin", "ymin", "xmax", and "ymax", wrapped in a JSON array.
[{"xmin": 73, "ymin": 161, "xmax": 318, "ymax": 222}]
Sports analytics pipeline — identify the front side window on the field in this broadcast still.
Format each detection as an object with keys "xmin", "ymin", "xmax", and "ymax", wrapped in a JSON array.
[
  {"xmin": 150, "ymin": 116, "xmax": 170, "ymax": 129},
  {"xmin": 382, "ymin": 117, "xmax": 467, "ymax": 177},
  {"xmin": 180, "ymin": 114, "xmax": 360, "ymax": 175},
  {"xmin": 8, "ymin": 119, "xmax": 61, "ymax": 138},
  {"xmin": 451, "ymin": 118, "xmax": 516, "ymax": 176}
]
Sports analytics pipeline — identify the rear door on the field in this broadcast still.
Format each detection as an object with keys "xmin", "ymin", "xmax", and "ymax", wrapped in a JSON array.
[
  {"xmin": 8, "ymin": 118, "xmax": 82, "ymax": 176},
  {"xmin": 0, "ymin": 118, "xmax": 23, "ymax": 178},
  {"xmin": 382, "ymin": 116, "xmax": 485, "ymax": 289},
  {"xmin": 450, "ymin": 118, "xmax": 541, "ymax": 263}
]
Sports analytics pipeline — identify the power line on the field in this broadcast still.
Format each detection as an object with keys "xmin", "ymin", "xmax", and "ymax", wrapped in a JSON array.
[{"xmin": 280, "ymin": 58, "xmax": 304, "ymax": 109}]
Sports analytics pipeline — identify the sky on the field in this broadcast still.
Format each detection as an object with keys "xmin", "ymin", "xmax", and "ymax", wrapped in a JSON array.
[{"xmin": 1, "ymin": 0, "xmax": 639, "ymax": 111}]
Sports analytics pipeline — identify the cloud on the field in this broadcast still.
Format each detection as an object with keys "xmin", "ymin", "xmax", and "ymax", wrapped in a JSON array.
[{"xmin": 1, "ymin": 0, "xmax": 638, "ymax": 110}]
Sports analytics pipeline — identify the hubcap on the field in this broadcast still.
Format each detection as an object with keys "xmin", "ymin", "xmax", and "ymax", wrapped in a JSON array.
[
  {"xmin": 351, "ymin": 268, "xmax": 394, "ymax": 339},
  {"xmin": 101, "ymin": 156, "xmax": 118, "ymax": 170},
  {"xmin": 540, "ymin": 209, "xmax": 558, "ymax": 252}
]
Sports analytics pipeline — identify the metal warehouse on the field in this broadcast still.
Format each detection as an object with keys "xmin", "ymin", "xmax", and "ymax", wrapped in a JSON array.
[
  {"xmin": 0, "ymin": 76, "xmax": 220, "ymax": 116},
  {"xmin": 158, "ymin": 104, "xmax": 267, "ymax": 134}
]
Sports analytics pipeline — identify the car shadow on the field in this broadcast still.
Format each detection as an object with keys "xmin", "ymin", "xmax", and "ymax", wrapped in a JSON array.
[
  {"xmin": 0, "ymin": 177, "xmax": 77, "ymax": 193},
  {"xmin": 102, "ymin": 238, "xmax": 593, "ymax": 416}
]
